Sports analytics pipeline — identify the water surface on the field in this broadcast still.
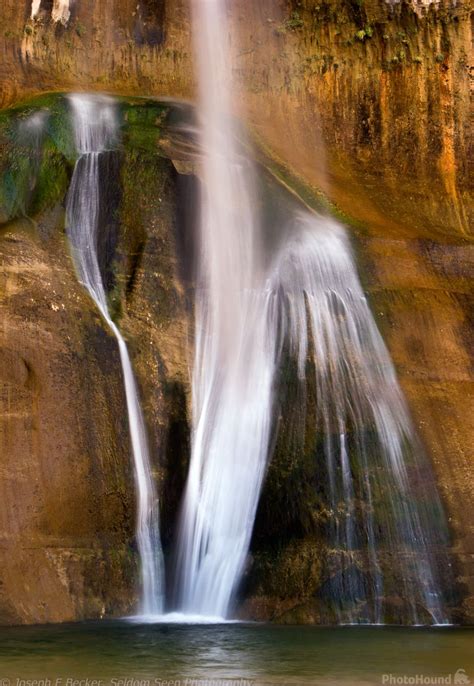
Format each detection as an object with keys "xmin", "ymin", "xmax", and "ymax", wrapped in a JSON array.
[{"xmin": 0, "ymin": 622, "xmax": 472, "ymax": 685}]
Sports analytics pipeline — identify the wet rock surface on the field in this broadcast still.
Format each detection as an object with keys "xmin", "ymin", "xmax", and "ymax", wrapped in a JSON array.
[{"xmin": 0, "ymin": 0, "xmax": 471, "ymax": 625}]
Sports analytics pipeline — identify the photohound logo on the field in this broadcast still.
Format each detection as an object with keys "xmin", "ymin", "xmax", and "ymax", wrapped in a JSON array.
[{"xmin": 382, "ymin": 670, "xmax": 470, "ymax": 685}]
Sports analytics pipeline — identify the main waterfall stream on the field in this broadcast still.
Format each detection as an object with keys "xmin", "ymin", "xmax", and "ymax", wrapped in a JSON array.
[
  {"xmin": 173, "ymin": 0, "xmax": 449, "ymax": 623},
  {"xmin": 66, "ymin": 94, "xmax": 164, "ymax": 616},
  {"xmin": 173, "ymin": 0, "xmax": 279, "ymax": 619}
]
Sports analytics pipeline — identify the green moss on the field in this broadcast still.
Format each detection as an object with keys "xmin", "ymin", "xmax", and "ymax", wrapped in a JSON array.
[
  {"xmin": 75, "ymin": 22, "xmax": 87, "ymax": 38},
  {"xmin": 5, "ymin": 93, "xmax": 60, "ymax": 114},
  {"xmin": 124, "ymin": 125, "xmax": 159, "ymax": 152},
  {"xmin": 0, "ymin": 152, "xmax": 31, "ymax": 219},
  {"xmin": 48, "ymin": 114, "xmax": 76, "ymax": 163},
  {"xmin": 120, "ymin": 101, "xmax": 169, "ymax": 154},
  {"xmin": 286, "ymin": 11, "xmax": 305, "ymax": 30},
  {"xmin": 121, "ymin": 101, "xmax": 168, "ymax": 127},
  {"xmin": 0, "ymin": 94, "xmax": 75, "ymax": 223},
  {"xmin": 30, "ymin": 146, "xmax": 70, "ymax": 216},
  {"xmin": 355, "ymin": 26, "xmax": 373, "ymax": 41},
  {"xmin": 111, "ymin": 101, "xmax": 175, "ymax": 324},
  {"xmin": 278, "ymin": 10, "xmax": 305, "ymax": 34},
  {"xmin": 2, "ymin": 94, "xmax": 76, "ymax": 160}
]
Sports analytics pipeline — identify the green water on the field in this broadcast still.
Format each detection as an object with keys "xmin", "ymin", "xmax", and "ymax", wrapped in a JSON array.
[{"xmin": 0, "ymin": 622, "xmax": 472, "ymax": 686}]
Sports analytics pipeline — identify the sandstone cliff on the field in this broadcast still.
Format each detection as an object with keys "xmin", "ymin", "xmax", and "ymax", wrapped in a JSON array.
[{"xmin": 0, "ymin": 0, "xmax": 472, "ymax": 624}]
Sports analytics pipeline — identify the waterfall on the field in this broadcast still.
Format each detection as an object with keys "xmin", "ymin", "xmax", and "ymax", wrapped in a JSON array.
[
  {"xmin": 269, "ymin": 211, "xmax": 449, "ymax": 624},
  {"xmin": 31, "ymin": 0, "xmax": 41, "ymax": 19},
  {"xmin": 175, "ymin": 0, "xmax": 448, "ymax": 623},
  {"xmin": 66, "ymin": 94, "xmax": 164, "ymax": 616},
  {"xmin": 51, "ymin": 0, "xmax": 71, "ymax": 25},
  {"xmin": 173, "ymin": 0, "xmax": 279, "ymax": 618},
  {"xmin": 31, "ymin": 0, "xmax": 71, "ymax": 24}
]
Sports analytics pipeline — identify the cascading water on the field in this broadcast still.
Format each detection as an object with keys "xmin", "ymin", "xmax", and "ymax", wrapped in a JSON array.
[
  {"xmin": 174, "ymin": 0, "xmax": 448, "ymax": 623},
  {"xmin": 173, "ymin": 0, "xmax": 279, "ymax": 618},
  {"xmin": 30, "ymin": 0, "xmax": 41, "ymax": 20},
  {"xmin": 268, "ymin": 210, "xmax": 449, "ymax": 624},
  {"xmin": 31, "ymin": 0, "xmax": 71, "ymax": 24},
  {"xmin": 66, "ymin": 94, "xmax": 164, "ymax": 616},
  {"xmin": 51, "ymin": 1, "xmax": 71, "ymax": 26}
]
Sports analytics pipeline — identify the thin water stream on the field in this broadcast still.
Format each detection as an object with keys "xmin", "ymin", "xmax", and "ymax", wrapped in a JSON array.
[{"xmin": 66, "ymin": 94, "xmax": 164, "ymax": 616}]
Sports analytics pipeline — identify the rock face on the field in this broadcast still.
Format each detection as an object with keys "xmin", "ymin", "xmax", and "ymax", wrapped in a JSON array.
[
  {"xmin": 0, "ymin": 0, "xmax": 470, "ymax": 241},
  {"xmin": 242, "ymin": 232, "xmax": 473, "ymax": 625},
  {"xmin": 0, "ymin": 215, "xmax": 137, "ymax": 623},
  {"xmin": 0, "ymin": 0, "xmax": 472, "ymax": 624},
  {"xmin": 0, "ymin": 97, "xmax": 191, "ymax": 623}
]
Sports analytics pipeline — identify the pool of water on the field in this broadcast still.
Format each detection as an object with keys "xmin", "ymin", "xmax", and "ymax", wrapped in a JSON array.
[{"xmin": 0, "ymin": 622, "xmax": 472, "ymax": 686}]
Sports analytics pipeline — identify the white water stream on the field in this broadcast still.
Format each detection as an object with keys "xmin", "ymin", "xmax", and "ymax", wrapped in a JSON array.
[
  {"xmin": 269, "ymin": 211, "xmax": 448, "ymax": 624},
  {"xmin": 173, "ymin": 0, "xmax": 279, "ymax": 618},
  {"xmin": 173, "ymin": 0, "xmax": 447, "ymax": 623},
  {"xmin": 66, "ymin": 94, "xmax": 164, "ymax": 616},
  {"xmin": 31, "ymin": 0, "xmax": 71, "ymax": 24}
]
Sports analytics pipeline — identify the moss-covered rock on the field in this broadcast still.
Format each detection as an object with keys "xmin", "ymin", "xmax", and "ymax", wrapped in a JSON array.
[
  {"xmin": 0, "ymin": 97, "xmax": 75, "ymax": 223},
  {"xmin": 0, "ymin": 86, "xmax": 472, "ymax": 625}
]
